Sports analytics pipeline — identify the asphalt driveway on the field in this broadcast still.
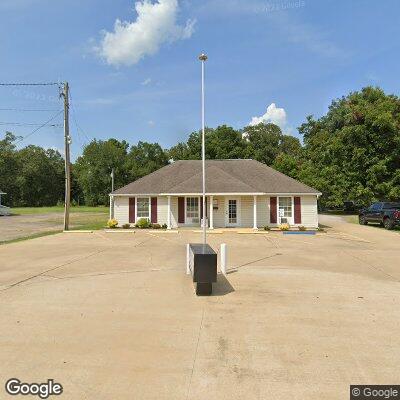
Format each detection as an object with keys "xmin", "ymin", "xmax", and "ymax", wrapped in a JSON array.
[{"xmin": 0, "ymin": 215, "xmax": 399, "ymax": 399}]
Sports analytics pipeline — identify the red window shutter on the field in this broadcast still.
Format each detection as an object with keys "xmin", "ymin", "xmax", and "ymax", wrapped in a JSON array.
[
  {"xmin": 270, "ymin": 197, "xmax": 277, "ymax": 224},
  {"xmin": 178, "ymin": 197, "xmax": 185, "ymax": 223},
  {"xmin": 151, "ymin": 197, "xmax": 157, "ymax": 223},
  {"xmin": 294, "ymin": 196, "xmax": 301, "ymax": 224},
  {"xmin": 129, "ymin": 197, "xmax": 135, "ymax": 223}
]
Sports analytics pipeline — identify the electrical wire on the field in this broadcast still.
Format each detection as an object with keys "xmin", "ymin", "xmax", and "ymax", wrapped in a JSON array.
[
  {"xmin": 0, "ymin": 121, "xmax": 62, "ymax": 127},
  {"xmin": 0, "ymin": 82, "xmax": 59, "ymax": 86},
  {"xmin": 69, "ymin": 89, "xmax": 91, "ymax": 144},
  {"xmin": 0, "ymin": 108, "xmax": 60, "ymax": 112},
  {"xmin": 14, "ymin": 110, "xmax": 64, "ymax": 144}
]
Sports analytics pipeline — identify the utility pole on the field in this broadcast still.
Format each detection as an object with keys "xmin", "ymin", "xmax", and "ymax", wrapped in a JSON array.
[{"xmin": 62, "ymin": 82, "xmax": 71, "ymax": 231}]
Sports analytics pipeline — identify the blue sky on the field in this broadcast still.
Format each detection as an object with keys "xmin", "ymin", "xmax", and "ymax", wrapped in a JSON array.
[{"xmin": 1, "ymin": 0, "xmax": 400, "ymax": 159}]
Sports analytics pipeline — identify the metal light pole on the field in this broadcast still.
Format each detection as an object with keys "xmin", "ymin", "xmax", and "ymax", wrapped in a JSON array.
[
  {"xmin": 110, "ymin": 168, "xmax": 115, "ymax": 219},
  {"xmin": 199, "ymin": 52, "xmax": 207, "ymax": 245}
]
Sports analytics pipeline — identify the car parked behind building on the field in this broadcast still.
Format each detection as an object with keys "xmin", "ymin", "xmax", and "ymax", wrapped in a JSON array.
[{"xmin": 359, "ymin": 202, "xmax": 400, "ymax": 230}]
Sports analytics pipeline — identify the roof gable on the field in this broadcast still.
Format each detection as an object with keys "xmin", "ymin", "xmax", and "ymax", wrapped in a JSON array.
[{"xmin": 168, "ymin": 165, "xmax": 257, "ymax": 193}]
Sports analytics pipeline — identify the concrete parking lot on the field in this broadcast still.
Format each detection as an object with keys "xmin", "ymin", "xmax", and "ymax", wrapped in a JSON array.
[{"xmin": 0, "ymin": 215, "xmax": 399, "ymax": 399}]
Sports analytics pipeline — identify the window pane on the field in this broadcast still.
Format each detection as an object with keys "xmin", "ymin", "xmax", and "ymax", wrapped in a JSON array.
[
  {"xmin": 137, "ymin": 197, "xmax": 149, "ymax": 218},
  {"xmin": 279, "ymin": 197, "xmax": 292, "ymax": 218},
  {"xmin": 228, "ymin": 200, "xmax": 237, "ymax": 223},
  {"xmin": 186, "ymin": 197, "xmax": 199, "ymax": 219},
  {"xmin": 384, "ymin": 203, "xmax": 400, "ymax": 209}
]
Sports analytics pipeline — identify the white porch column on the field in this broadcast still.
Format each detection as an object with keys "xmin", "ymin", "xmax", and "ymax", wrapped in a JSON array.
[
  {"xmin": 253, "ymin": 195, "xmax": 258, "ymax": 230},
  {"xmin": 167, "ymin": 196, "xmax": 172, "ymax": 230},
  {"xmin": 209, "ymin": 195, "xmax": 214, "ymax": 229}
]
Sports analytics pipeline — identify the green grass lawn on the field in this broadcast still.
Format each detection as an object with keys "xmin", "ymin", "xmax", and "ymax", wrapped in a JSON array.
[
  {"xmin": 44, "ymin": 209, "xmax": 109, "ymax": 231},
  {"xmin": 11, "ymin": 206, "xmax": 109, "ymax": 215},
  {"xmin": 70, "ymin": 214, "xmax": 108, "ymax": 231},
  {"xmin": 0, "ymin": 208, "xmax": 109, "ymax": 245}
]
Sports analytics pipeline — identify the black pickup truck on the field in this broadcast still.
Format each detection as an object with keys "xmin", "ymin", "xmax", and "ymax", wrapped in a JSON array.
[{"xmin": 359, "ymin": 202, "xmax": 400, "ymax": 230}]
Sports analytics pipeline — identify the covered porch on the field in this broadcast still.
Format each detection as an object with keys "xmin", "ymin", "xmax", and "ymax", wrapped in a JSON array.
[
  {"xmin": 164, "ymin": 195, "xmax": 261, "ymax": 230},
  {"xmin": 162, "ymin": 194, "xmax": 298, "ymax": 230}
]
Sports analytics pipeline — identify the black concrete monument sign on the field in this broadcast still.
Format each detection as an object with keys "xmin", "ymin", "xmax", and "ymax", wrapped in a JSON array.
[{"xmin": 188, "ymin": 244, "xmax": 217, "ymax": 295}]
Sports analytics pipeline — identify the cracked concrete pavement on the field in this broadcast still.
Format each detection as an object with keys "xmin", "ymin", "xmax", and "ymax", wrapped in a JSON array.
[{"xmin": 0, "ymin": 215, "xmax": 399, "ymax": 399}]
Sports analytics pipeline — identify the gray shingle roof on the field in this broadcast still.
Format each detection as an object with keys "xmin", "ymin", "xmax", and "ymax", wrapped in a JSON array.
[{"xmin": 112, "ymin": 159, "xmax": 321, "ymax": 195}]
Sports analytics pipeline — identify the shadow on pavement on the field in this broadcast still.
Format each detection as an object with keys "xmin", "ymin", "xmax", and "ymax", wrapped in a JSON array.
[{"xmin": 211, "ymin": 274, "xmax": 235, "ymax": 296}]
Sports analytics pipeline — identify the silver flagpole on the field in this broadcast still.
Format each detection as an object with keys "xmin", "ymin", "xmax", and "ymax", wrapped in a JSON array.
[{"xmin": 199, "ymin": 52, "xmax": 207, "ymax": 245}]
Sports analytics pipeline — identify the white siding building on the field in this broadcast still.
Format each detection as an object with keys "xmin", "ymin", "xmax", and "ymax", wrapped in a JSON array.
[{"xmin": 111, "ymin": 159, "xmax": 321, "ymax": 229}]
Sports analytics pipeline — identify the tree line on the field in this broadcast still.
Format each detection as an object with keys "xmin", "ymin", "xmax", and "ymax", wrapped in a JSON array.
[{"xmin": 1, "ymin": 86, "xmax": 399, "ymax": 208}]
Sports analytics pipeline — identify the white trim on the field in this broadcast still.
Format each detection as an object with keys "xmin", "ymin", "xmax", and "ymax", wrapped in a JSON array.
[
  {"xmin": 209, "ymin": 195, "xmax": 214, "ymax": 230},
  {"xmin": 278, "ymin": 196, "xmax": 294, "ymax": 225},
  {"xmin": 163, "ymin": 192, "xmax": 265, "ymax": 196},
  {"xmin": 253, "ymin": 195, "xmax": 257, "ymax": 229},
  {"xmin": 167, "ymin": 196, "xmax": 171, "ymax": 229},
  {"xmin": 225, "ymin": 197, "xmax": 241, "ymax": 227},
  {"xmin": 184, "ymin": 196, "xmax": 200, "ymax": 226},
  {"xmin": 111, "ymin": 192, "xmax": 322, "ymax": 197},
  {"xmin": 135, "ymin": 196, "xmax": 151, "ymax": 222},
  {"xmin": 111, "ymin": 193, "xmax": 158, "ymax": 197}
]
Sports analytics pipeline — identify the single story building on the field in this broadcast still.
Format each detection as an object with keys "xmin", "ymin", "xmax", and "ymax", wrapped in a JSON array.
[{"xmin": 110, "ymin": 159, "xmax": 321, "ymax": 229}]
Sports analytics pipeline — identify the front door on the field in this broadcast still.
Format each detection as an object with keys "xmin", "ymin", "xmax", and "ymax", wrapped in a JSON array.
[
  {"xmin": 185, "ymin": 197, "xmax": 200, "ymax": 225},
  {"xmin": 225, "ymin": 198, "xmax": 240, "ymax": 227},
  {"xmin": 278, "ymin": 196, "xmax": 294, "ymax": 225}
]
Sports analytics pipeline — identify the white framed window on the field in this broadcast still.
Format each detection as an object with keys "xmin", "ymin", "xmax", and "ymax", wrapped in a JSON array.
[
  {"xmin": 186, "ymin": 197, "xmax": 199, "ymax": 223},
  {"xmin": 278, "ymin": 196, "xmax": 293, "ymax": 224},
  {"xmin": 136, "ymin": 197, "xmax": 150, "ymax": 219}
]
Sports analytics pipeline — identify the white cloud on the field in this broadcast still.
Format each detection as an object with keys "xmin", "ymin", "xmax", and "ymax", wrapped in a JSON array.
[
  {"xmin": 148, "ymin": 120, "xmax": 155, "ymax": 126},
  {"xmin": 141, "ymin": 78, "xmax": 152, "ymax": 85},
  {"xmin": 249, "ymin": 103, "xmax": 288, "ymax": 129},
  {"xmin": 96, "ymin": 0, "xmax": 196, "ymax": 66}
]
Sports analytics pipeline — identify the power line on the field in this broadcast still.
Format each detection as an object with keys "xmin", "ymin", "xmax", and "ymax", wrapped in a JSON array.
[
  {"xmin": 0, "ymin": 108, "xmax": 61, "ymax": 112},
  {"xmin": 14, "ymin": 110, "xmax": 64, "ymax": 144},
  {"xmin": 69, "ymin": 88, "xmax": 91, "ymax": 144},
  {"xmin": 0, "ymin": 82, "xmax": 59, "ymax": 86},
  {"xmin": 0, "ymin": 121, "xmax": 62, "ymax": 127}
]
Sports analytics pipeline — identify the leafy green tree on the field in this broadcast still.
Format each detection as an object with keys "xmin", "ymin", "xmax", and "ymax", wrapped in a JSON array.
[
  {"xmin": 168, "ymin": 142, "xmax": 190, "ymax": 161},
  {"xmin": 125, "ymin": 141, "xmax": 169, "ymax": 181},
  {"xmin": 0, "ymin": 132, "xmax": 20, "ymax": 206},
  {"xmin": 169, "ymin": 126, "xmax": 246, "ymax": 161},
  {"xmin": 280, "ymin": 134, "xmax": 302, "ymax": 156},
  {"xmin": 207, "ymin": 125, "xmax": 246, "ymax": 159},
  {"xmin": 15, "ymin": 146, "xmax": 64, "ymax": 206},
  {"xmin": 298, "ymin": 86, "xmax": 400, "ymax": 206},
  {"xmin": 273, "ymin": 153, "xmax": 300, "ymax": 178},
  {"xmin": 74, "ymin": 138, "xmax": 129, "ymax": 206},
  {"xmin": 243, "ymin": 123, "xmax": 302, "ymax": 165}
]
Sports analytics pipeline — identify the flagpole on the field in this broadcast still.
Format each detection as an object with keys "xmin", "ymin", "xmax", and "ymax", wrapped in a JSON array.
[
  {"xmin": 110, "ymin": 168, "xmax": 115, "ymax": 219},
  {"xmin": 198, "ymin": 53, "xmax": 207, "ymax": 246}
]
